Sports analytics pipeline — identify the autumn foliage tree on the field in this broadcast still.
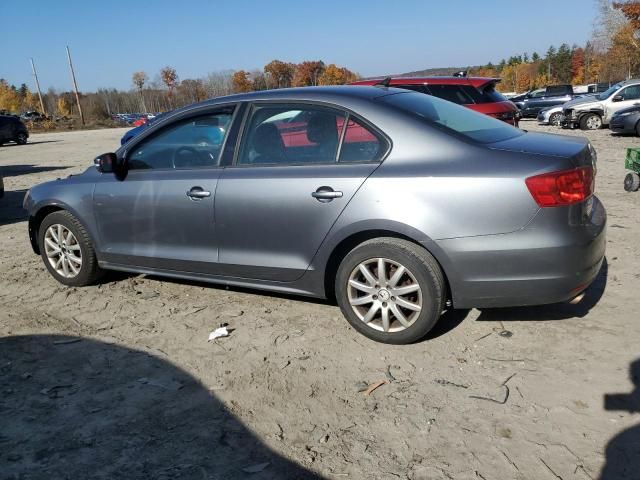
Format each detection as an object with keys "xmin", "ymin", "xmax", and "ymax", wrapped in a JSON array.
[
  {"xmin": 292, "ymin": 61, "xmax": 325, "ymax": 86},
  {"xmin": 318, "ymin": 64, "xmax": 357, "ymax": 85},
  {"xmin": 160, "ymin": 66, "xmax": 179, "ymax": 106},
  {"xmin": 232, "ymin": 70, "xmax": 253, "ymax": 93},
  {"xmin": 132, "ymin": 71, "xmax": 148, "ymax": 112},
  {"xmin": 264, "ymin": 60, "xmax": 296, "ymax": 88}
]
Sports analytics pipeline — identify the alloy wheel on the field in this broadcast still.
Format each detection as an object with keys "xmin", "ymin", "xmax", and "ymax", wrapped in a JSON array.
[
  {"xmin": 586, "ymin": 115, "xmax": 602, "ymax": 130},
  {"xmin": 44, "ymin": 224, "xmax": 82, "ymax": 278},
  {"xmin": 347, "ymin": 258, "xmax": 423, "ymax": 333}
]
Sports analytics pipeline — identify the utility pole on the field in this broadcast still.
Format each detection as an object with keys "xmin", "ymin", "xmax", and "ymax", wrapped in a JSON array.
[
  {"xmin": 66, "ymin": 46, "xmax": 85, "ymax": 125},
  {"xmin": 30, "ymin": 58, "xmax": 46, "ymax": 116}
]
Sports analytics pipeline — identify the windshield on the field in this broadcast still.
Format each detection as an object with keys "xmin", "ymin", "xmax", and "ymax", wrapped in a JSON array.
[
  {"xmin": 598, "ymin": 82, "xmax": 624, "ymax": 100},
  {"xmin": 380, "ymin": 91, "xmax": 523, "ymax": 144}
]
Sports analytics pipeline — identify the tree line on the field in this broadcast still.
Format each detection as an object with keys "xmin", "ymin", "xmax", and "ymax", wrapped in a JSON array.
[
  {"xmin": 0, "ymin": 59, "xmax": 358, "ymax": 124},
  {"xmin": 470, "ymin": 0, "xmax": 639, "ymax": 92}
]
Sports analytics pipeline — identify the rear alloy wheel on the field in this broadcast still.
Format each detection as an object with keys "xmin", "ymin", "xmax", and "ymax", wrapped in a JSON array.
[
  {"xmin": 580, "ymin": 113, "xmax": 602, "ymax": 130},
  {"xmin": 15, "ymin": 133, "xmax": 27, "ymax": 145},
  {"xmin": 38, "ymin": 211, "xmax": 103, "ymax": 286},
  {"xmin": 549, "ymin": 112, "xmax": 562, "ymax": 127},
  {"xmin": 624, "ymin": 172, "xmax": 640, "ymax": 192},
  {"xmin": 336, "ymin": 238, "xmax": 445, "ymax": 344}
]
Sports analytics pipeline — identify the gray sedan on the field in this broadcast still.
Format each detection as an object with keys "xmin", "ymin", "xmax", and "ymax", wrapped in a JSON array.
[{"xmin": 23, "ymin": 86, "xmax": 606, "ymax": 344}]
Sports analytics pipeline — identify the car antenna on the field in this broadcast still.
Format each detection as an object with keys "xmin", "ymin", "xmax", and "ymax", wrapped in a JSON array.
[{"xmin": 375, "ymin": 77, "xmax": 392, "ymax": 88}]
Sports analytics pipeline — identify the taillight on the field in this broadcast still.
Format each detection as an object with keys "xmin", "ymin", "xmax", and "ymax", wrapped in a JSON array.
[{"xmin": 525, "ymin": 166, "xmax": 594, "ymax": 207}]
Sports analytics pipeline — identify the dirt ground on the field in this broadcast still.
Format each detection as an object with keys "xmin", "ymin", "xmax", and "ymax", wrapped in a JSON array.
[{"xmin": 1, "ymin": 122, "xmax": 639, "ymax": 480}]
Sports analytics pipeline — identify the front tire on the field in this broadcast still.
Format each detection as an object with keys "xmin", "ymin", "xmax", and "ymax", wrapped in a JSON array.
[
  {"xmin": 15, "ymin": 133, "xmax": 28, "ymax": 145},
  {"xmin": 335, "ymin": 238, "xmax": 445, "ymax": 344},
  {"xmin": 580, "ymin": 113, "xmax": 602, "ymax": 130},
  {"xmin": 38, "ymin": 211, "xmax": 103, "ymax": 286},
  {"xmin": 549, "ymin": 112, "xmax": 562, "ymax": 127}
]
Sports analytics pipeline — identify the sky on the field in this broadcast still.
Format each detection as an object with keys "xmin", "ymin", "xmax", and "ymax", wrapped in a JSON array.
[{"xmin": 1, "ymin": 0, "xmax": 598, "ymax": 92}]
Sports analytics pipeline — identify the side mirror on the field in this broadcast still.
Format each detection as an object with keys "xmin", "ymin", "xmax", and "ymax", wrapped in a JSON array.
[
  {"xmin": 94, "ymin": 152, "xmax": 117, "ymax": 173},
  {"xmin": 612, "ymin": 95, "xmax": 624, "ymax": 102},
  {"xmin": 94, "ymin": 152, "xmax": 127, "ymax": 180}
]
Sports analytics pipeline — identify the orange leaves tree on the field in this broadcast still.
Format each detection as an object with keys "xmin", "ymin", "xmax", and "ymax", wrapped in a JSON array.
[
  {"xmin": 160, "ymin": 66, "xmax": 179, "ymax": 106},
  {"xmin": 232, "ymin": 70, "xmax": 253, "ymax": 93},
  {"xmin": 318, "ymin": 64, "xmax": 358, "ymax": 85},
  {"xmin": 292, "ymin": 61, "xmax": 326, "ymax": 86},
  {"xmin": 264, "ymin": 60, "xmax": 296, "ymax": 89}
]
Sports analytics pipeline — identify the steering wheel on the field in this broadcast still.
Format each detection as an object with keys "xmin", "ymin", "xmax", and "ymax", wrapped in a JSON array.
[{"xmin": 172, "ymin": 146, "xmax": 200, "ymax": 169}]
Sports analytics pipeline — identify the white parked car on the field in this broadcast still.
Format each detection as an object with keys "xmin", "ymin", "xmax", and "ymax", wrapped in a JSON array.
[{"xmin": 563, "ymin": 79, "xmax": 640, "ymax": 130}]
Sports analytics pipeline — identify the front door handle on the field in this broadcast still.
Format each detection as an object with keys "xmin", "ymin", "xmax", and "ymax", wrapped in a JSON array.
[
  {"xmin": 187, "ymin": 187, "xmax": 211, "ymax": 200},
  {"xmin": 312, "ymin": 187, "xmax": 343, "ymax": 203}
]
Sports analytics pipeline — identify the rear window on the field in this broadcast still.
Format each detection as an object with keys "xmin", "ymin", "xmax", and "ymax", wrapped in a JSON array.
[
  {"xmin": 380, "ymin": 91, "xmax": 523, "ymax": 144},
  {"xmin": 423, "ymin": 85, "xmax": 473, "ymax": 105},
  {"xmin": 459, "ymin": 84, "xmax": 507, "ymax": 104},
  {"xmin": 546, "ymin": 85, "xmax": 571, "ymax": 96}
]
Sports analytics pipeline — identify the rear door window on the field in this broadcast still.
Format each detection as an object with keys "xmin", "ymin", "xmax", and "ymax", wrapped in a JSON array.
[{"xmin": 238, "ymin": 105, "xmax": 345, "ymax": 165}]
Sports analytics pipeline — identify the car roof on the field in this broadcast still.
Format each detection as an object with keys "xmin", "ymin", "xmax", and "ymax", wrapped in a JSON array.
[
  {"xmin": 350, "ymin": 76, "xmax": 501, "ymax": 88},
  {"xmin": 620, "ymin": 79, "xmax": 640, "ymax": 86},
  {"xmin": 170, "ymin": 85, "xmax": 411, "ymax": 115}
]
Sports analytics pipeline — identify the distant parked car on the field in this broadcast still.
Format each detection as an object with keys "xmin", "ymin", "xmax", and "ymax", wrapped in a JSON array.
[
  {"xmin": 563, "ymin": 79, "xmax": 640, "ymax": 130},
  {"xmin": 24, "ymin": 86, "xmax": 605, "ymax": 344},
  {"xmin": 510, "ymin": 88, "xmax": 545, "ymax": 110},
  {"xmin": 518, "ymin": 85, "xmax": 582, "ymax": 118},
  {"xmin": 0, "ymin": 115, "xmax": 29, "ymax": 145},
  {"xmin": 351, "ymin": 76, "xmax": 519, "ymax": 125},
  {"xmin": 537, "ymin": 105, "xmax": 565, "ymax": 126},
  {"xmin": 610, "ymin": 105, "xmax": 640, "ymax": 136},
  {"xmin": 20, "ymin": 111, "xmax": 46, "ymax": 122}
]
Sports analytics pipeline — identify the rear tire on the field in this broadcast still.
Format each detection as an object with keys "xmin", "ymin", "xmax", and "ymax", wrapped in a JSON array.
[
  {"xmin": 335, "ymin": 237, "xmax": 445, "ymax": 344},
  {"xmin": 580, "ymin": 113, "xmax": 602, "ymax": 130},
  {"xmin": 15, "ymin": 133, "xmax": 28, "ymax": 145},
  {"xmin": 624, "ymin": 172, "xmax": 640, "ymax": 192},
  {"xmin": 38, "ymin": 211, "xmax": 103, "ymax": 287}
]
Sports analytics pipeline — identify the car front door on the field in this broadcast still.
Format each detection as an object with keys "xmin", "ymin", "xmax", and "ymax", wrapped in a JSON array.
[
  {"xmin": 93, "ymin": 107, "xmax": 236, "ymax": 274},
  {"xmin": 607, "ymin": 85, "xmax": 640, "ymax": 121},
  {"xmin": 214, "ymin": 103, "xmax": 388, "ymax": 282}
]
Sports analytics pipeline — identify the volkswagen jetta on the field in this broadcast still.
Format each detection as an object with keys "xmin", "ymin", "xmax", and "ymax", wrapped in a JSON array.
[{"xmin": 23, "ymin": 86, "xmax": 606, "ymax": 344}]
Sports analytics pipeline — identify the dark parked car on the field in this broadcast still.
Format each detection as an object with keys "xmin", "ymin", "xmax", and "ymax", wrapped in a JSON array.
[
  {"xmin": 609, "ymin": 105, "xmax": 640, "ymax": 136},
  {"xmin": 0, "ymin": 115, "xmax": 29, "ymax": 145},
  {"xmin": 20, "ymin": 111, "xmax": 46, "ymax": 122},
  {"xmin": 0, "ymin": 171, "xmax": 4, "ymax": 198},
  {"xmin": 517, "ymin": 85, "xmax": 579, "ymax": 118},
  {"xmin": 23, "ymin": 86, "xmax": 606, "ymax": 344},
  {"xmin": 351, "ymin": 77, "xmax": 519, "ymax": 125}
]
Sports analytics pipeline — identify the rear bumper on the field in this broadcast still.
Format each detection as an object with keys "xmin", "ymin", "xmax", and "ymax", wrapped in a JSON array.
[{"xmin": 437, "ymin": 196, "xmax": 606, "ymax": 308}]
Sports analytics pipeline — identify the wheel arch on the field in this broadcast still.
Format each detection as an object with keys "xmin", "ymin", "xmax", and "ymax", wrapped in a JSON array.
[
  {"xmin": 322, "ymin": 226, "xmax": 455, "ymax": 304},
  {"xmin": 28, "ymin": 202, "xmax": 98, "ymax": 256}
]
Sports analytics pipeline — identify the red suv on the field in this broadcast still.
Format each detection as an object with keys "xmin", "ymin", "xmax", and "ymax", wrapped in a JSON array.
[{"xmin": 351, "ymin": 77, "xmax": 519, "ymax": 126}]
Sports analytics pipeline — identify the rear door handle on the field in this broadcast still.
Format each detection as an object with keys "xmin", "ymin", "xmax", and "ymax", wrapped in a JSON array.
[
  {"xmin": 187, "ymin": 187, "xmax": 211, "ymax": 199},
  {"xmin": 312, "ymin": 187, "xmax": 343, "ymax": 202}
]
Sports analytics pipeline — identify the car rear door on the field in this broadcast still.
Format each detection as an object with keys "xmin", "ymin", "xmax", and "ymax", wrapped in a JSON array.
[
  {"xmin": 93, "ymin": 106, "xmax": 236, "ymax": 273},
  {"xmin": 214, "ymin": 103, "xmax": 388, "ymax": 282}
]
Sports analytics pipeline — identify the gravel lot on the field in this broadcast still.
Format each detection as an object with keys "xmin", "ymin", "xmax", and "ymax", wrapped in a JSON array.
[{"xmin": 1, "ymin": 122, "xmax": 639, "ymax": 479}]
